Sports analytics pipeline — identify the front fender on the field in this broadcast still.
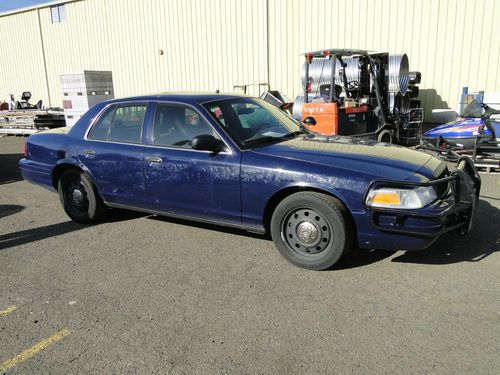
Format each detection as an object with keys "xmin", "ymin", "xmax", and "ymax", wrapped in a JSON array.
[{"xmin": 241, "ymin": 152, "xmax": 371, "ymax": 229}]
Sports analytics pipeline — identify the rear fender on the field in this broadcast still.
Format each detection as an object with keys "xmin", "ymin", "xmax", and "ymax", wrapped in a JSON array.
[{"xmin": 52, "ymin": 158, "xmax": 97, "ymax": 190}]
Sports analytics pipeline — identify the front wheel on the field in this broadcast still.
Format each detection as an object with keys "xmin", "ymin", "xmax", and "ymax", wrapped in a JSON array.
[
  {"xmin": 270, "ymin": 192, "xmax": 353, "ymax": 270},
  {"xmin": 58, "ymin": 169, "xmax": 106, "ymax": 223}
]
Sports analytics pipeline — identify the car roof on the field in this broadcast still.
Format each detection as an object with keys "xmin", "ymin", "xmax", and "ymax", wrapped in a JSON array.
[{"xmin": 104, "ymin": 92, "xmax": 251, "ymax": 105}]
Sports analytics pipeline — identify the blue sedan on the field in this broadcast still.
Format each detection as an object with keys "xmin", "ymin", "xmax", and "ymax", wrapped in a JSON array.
[{"xmin": 19, "ymin": 94, "xmax": 480, "ymax": 270}]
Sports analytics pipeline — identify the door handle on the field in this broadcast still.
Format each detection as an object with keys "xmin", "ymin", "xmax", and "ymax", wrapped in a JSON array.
[
  {"xmin": 145, "ymin": 156, "xmax": 162, "ymax": 164},
  {"xmin": 82, "ymin": 149, "xmax": 96, "ymax": 156}
]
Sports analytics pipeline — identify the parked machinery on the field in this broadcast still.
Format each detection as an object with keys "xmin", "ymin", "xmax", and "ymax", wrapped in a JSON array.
[
  {"xmin": 0, "ymin": 91, "xmax": 65, "ymax": 135},
  {"xmin": 292, "ymin": 49, "xmax": 423, "ymax": 144},
  {"xmin": 15, "ymin": 92, "xmax": 43, "ymax": 110},
  {"xmin": 420, "ymin": 99, "xmax": 500, "ymax": 170}
]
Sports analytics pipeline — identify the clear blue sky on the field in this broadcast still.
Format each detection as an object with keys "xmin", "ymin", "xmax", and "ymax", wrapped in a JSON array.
[{"xmin": 0, "ymin": 0, "xmax": 51, "ymax": 12}]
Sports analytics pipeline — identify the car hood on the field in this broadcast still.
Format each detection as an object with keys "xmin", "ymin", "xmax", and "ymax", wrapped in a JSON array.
[{"xmin": 251, "ymin": 135, "xmax": 446, "ymax": 181}]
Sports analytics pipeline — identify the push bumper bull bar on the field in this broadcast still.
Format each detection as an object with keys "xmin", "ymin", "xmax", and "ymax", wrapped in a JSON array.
[{"xmin": 365, "ymin": 157, "xmax": 481, "ymax": 238}]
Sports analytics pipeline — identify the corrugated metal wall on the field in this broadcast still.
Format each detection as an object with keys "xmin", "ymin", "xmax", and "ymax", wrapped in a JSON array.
[
  {"xmin": 0, "ymin": 0, "xmax": 498, "ymax": 120},
  {"xmin": 0, "ymin": 0, "xmax": 269, "ymax": 107},
  {"xmin": 38, "ymin": 0, "xmax": 268, "ymax": 103},
  {"xmin": 0, "ymin": 9, "xmax": 48, "ymax": 104}
]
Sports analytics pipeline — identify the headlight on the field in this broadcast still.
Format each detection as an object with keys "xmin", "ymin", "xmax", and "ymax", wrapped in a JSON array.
[{"xmin": 366, "ymin": 186, "xmax": 437, "ymax": 209}]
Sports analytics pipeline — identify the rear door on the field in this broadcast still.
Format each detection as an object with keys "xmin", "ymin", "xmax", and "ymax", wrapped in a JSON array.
[
  {"xmin": 78, "ymin": 102, "xmax": 151, "ymax": 208},
  {"xmin": 143, "ymin": 101, "xmax": 241, "ymax": 225}
]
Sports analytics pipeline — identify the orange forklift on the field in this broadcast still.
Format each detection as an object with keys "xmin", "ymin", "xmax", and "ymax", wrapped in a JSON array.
[{"xmin": 294, "ymin": 49, "xmax": 423, "ymax": 144}]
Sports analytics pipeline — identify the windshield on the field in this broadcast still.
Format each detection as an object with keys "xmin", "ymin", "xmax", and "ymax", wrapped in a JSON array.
[
  {"xmin": 203, "ymin": 98, "xmax": 305, "ymax": 148},
  {"xmin": 460, "ymin": 99, "xmax": 484, "ymax": 118}
]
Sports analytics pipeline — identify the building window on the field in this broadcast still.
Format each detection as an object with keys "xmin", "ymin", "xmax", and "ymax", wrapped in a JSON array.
[{"xmin": 50, "ymin": 4, "xmax": 66, "ymax": 24}]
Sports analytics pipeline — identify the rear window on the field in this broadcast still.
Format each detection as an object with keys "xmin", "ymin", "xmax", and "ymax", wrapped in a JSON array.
[{"xmin": 88, "ymin": 104, "xmax": 147, "ymax": 144}]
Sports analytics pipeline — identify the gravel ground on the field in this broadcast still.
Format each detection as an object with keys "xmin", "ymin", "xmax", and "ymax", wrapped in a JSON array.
[{"xmin": 0, "ymin": 136, "xmax": 499, "ymax": 374}]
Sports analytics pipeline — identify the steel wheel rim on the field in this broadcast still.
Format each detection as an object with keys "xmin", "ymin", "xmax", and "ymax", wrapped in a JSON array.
[
  {"xmin": 65, "ymin": 178, "xmax": 89, "ymax": 215},
  {"xmin": 281, "ymin": 208, "xmax": 332, "ymax": 256}
]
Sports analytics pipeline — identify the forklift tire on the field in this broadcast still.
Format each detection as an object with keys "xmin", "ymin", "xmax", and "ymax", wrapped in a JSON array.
[{"xmin": 377, "ymin": 130, "xmax": 393, "ymax": 144}]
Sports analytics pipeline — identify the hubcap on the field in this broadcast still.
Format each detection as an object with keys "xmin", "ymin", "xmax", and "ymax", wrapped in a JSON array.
[
  {"xmin": 65, "ymin": 178, "xmax": 89, "ymax": 214},
  {"xmin": 282, "ymin": 208, "xmax": 332, "ymax": 255},
  {"xmin": 296, "ymin": 221, "xmax": 318, "ymax": 243},
  {"xmin": 72, "ymin": 189, "xmax": 83, "ymax": 204}
]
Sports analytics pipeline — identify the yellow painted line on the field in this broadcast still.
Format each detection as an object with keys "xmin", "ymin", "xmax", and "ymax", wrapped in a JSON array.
[
  {"xmin": 0, "ymin": 306, "xmax": 17, "ymax": 316},
  {"xmin": 0, "ymin": 329, "xmax": 70, "ymax": 373}
]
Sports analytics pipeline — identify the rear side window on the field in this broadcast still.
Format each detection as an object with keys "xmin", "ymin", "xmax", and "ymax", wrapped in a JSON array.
[
  {"xmin": 109, "ymin": 105, "xmax": 146, "ymax": 143},
  {"xmin": 88, "ymin": 106, "xmax": 115, "ymax": 140},
  {"xmin": 88, "ymin": 104, "xmax": 147, "ymax": 144}
]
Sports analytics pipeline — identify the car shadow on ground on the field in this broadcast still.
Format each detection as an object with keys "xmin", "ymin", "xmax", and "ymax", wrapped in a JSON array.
[
  {"xmin": 146, "ymin": 215, "xmax": 401, "ymax": 270},
  {"xmin": 332, "ymin": 249, "xmax": 397, "ymax": 270},
  {"xmin": 391, "ymin": 199, "xmax": 499, "ymax": 265},
  {"xmin": 0, "ymin": 209, "xmax": 145, "ymax": 252},
  {"xmin": 147, "ymin": 199, "xmax": 499, "ymax": 270},
  {"xmin": 3, "ymin": 200, "xmax": 496, "ymax": 268},
  {"xmin": 146, "ymin": 215, "xmax": 268, "ymax": 240},
  {"xmin": 0, "ymin": 204, "xmax": 25, "ymax": 220},
  {"xmin": 0, "ymin": 153, "xmax": 24, "ymax": 185}
]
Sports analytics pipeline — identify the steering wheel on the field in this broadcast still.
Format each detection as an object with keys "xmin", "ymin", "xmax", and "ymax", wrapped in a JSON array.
[
  {"xmin": 256, "ymin": 122, "xmax": 272, "ymax": 131},
  {"xmin": 344, "ymin": 80, "xmax": 361, "ymax": 99},
  {"xmin": 252, "ymin": 122, "xmax": 276, "ymax": 136},
  {"xmin": 345, "ymin": 81, "xmax": 359, "ymax": 91},
  {"xmin": 483, "ymin": 104, "xmax": 500, "ymax": 118},
  {"xmin": 255, "ymin": 122, "xmax": 272, "ymax": 134}
]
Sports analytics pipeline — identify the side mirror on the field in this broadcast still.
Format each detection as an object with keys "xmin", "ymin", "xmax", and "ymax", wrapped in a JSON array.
[
  {"xmin": 191, "ymin": 134, "xmax": 227, "ymax": 153},
  {"xmin": 303, "ymin": 116, "xmax": 316, "ymax": 126}
]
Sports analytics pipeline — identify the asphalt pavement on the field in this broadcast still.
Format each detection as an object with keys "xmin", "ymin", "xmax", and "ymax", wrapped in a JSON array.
[{"xmin": 1, "ymin": 136, "xmax": 499, "ymax": 374}]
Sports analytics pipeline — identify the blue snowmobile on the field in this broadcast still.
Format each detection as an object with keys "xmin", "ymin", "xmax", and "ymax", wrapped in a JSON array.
[{"xmin": 421, "ymin": 100, "xmax": 500, "ymax": 160}]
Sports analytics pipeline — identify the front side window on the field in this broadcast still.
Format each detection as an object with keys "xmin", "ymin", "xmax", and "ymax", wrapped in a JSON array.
[
  {"xmin": 88, "ymin": 104, "xmax": 146, "ymax": 144},
  {"xmin": 203, "ymin": 98, "xmax": 303, "ymax": 148},
  {"xmin": 153, "ymin": 103, "xmax": 217, "ymax": 148}
]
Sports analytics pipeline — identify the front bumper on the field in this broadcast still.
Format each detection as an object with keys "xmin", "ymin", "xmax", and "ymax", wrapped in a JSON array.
[{"xmin": 365, "ymin": 157, "xmax": 481, "ymax": 239}]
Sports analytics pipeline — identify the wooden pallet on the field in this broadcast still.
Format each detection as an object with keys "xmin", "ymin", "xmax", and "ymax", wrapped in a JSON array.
[
  {"xmin": 474, "ymin": 158, "xmax": 500, "ymax": 173},
  {"xmin": 1, "ymin": 110, "xmax": 37, "ymax": 133},
  {"xmin": 0, "ymin": 128, "xmax": 37, "ymax": 136}
]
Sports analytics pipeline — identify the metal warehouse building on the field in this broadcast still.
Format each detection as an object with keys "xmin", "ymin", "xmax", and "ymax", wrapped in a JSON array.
[{"xmin": 0, "ymin": 0, "xmax": 498, "ymax": 120}]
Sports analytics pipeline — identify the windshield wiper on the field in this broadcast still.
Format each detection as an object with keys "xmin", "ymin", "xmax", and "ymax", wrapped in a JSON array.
[
  {"xmin": 282, "ymin": 130, "xmax": 306, "ymax": 139},
  {"xmin": 241, "ymin": 131, "xmax": 307, "ymax": 148},
  {"xmin": 241, "ymin": 136, "xmax": 282, "ymax": 147}
]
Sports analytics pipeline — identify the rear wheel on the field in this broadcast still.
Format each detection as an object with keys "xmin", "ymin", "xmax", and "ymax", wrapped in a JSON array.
[
  {"xmin": 270, "ymin": 192, "xmax": 353, "ymax": 270},
  {"xmin": 58, "ymin": 169, "xmax": 106, "ymax": 223}
]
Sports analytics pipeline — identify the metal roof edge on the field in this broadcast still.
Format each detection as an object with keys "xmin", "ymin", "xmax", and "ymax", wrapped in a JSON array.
[{"xmin": 0, "ymin": 0, "xmax": 82, "ymax": 18}]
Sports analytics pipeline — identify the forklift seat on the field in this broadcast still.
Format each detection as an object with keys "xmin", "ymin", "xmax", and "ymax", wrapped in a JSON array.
[{"xmin": 319, "ymin": 84, "xmax": 342, "ymax": 100}]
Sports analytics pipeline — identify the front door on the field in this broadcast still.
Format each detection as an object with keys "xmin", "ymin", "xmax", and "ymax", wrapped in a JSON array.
[{"xmin": 143, "ymin": 102, "xmax": 241, "ymax": 225}]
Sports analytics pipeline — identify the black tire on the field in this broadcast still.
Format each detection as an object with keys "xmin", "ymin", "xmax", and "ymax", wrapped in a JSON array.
[
  {"xmin": 58, "ymin": 169, "xmax": 106, "ymax": 223},
  {"xmin": 270, "ymin": 192, "xmax": 353, "ymax": 270}
]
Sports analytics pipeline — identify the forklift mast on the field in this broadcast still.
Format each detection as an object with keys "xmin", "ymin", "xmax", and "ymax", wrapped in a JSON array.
[{"xmin": 296, "ymin": 49, "xmax": 422, "ymax": 144}]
